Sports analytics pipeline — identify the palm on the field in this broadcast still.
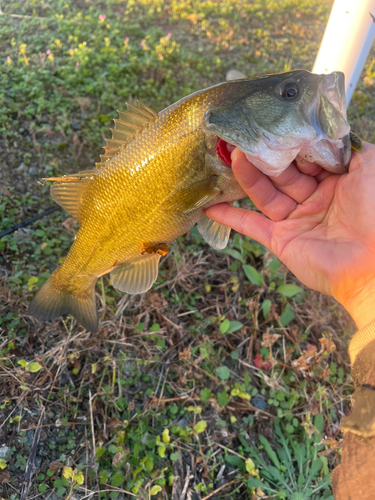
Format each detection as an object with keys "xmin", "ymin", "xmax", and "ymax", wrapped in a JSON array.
[
  {"xmin": 272, "ymin": 171, "xmax": 375, "ymax": 303},
  {"xmin": 206, "ymin": 143, "xmax": 375, "ymax": 317}
]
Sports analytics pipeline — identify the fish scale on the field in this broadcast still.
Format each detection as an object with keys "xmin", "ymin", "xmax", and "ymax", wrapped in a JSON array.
[{"xmin": 29, "ymin": 70, "xmax": 351, "ymax": 331}]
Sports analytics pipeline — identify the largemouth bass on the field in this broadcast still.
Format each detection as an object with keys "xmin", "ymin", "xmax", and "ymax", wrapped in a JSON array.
[{"xmin": 29, "ymin": 70, "xmax": 351, "ymax": 332}]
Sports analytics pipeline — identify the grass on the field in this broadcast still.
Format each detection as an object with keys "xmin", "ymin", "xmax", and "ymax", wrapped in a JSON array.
[{"xmin": 0, "ymin": 0, "xmax": 374, "ymax": 498}]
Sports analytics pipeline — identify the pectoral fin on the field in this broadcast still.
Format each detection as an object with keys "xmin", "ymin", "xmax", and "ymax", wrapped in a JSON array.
[
  {"xmin": 162, "ymin": 176, "xmax": 220, "ymax": 213},
  {"xmin": 110, "ymin": 254, "xmax": 161, "ymax": 294},
  {"xmin": 197, "ymin": 215, "xmax": 231, "ymax": 250}
]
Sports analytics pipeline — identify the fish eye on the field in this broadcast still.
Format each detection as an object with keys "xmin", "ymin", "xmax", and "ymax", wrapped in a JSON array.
[{"xmin": 280, "ymin": 82, "xmax": 299, "ymax": 100}]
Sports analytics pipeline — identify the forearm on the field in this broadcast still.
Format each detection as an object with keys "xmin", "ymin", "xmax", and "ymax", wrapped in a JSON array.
[
  {"xmin": 332, "ymin": 289, "xmax": 375, "ymax": 498},
  {"xmin": 331, "ymin": 339, "xmax": 375, "ymax": 499}
]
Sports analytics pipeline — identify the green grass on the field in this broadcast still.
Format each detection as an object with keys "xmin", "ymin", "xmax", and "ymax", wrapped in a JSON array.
[{"xmin": 0, "ymin": 0, "xmax": 374, "ymax": 498}]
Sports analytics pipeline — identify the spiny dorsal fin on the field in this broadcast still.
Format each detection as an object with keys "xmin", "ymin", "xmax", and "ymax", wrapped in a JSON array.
[
  {"xmin": 44, "ymin": 170, "xmax": 97, "ymax": 224},
  {"xmin": 96, "ymin": 99, "xmax": 158, "ymax": 170}
]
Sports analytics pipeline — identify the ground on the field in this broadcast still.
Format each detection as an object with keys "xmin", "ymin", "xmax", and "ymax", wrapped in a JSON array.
[{"xmin": 1, "ymin": 1, "xmax": 375, "ymax": 499}]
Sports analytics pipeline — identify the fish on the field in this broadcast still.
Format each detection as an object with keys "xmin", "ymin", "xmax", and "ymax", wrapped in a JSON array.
[{"xmin": 28, "ymin": 69, "xmax": 351, "ymax": 332}]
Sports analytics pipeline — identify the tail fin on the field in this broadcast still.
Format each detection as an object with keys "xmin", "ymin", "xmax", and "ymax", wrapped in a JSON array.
[{"xmin": 28, "ymin": 269, "xmax": 98, "ymax": 332}]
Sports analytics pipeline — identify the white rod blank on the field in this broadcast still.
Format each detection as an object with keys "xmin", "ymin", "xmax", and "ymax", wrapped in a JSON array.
[{"xmin": 313, "ymin": 0, "xmax": 375, "ymax": 104}]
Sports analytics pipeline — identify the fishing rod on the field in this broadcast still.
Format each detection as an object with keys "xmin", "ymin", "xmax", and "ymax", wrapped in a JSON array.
[{"xmin": 0, "ymin": 205, "xmax": 61, "ymax": 239}]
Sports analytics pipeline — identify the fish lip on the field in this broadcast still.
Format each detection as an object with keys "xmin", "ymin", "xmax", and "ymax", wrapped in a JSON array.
[
  {"xmin": 321, "ymin": 71, "xmax": 347, "ymax": 116},
  {"xmin": 309, "ymin": 71, "xmax": 351, "ymax": 171},
  {"xmin": 315, "ymin": 72, "xmax": 349, "ymax": 137},
  {"xmin": 322, "ymin": 71, "xmax": 351, "ymax": 169}
]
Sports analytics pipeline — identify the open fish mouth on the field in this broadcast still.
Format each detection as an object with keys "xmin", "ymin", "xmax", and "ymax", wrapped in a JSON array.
[{"xmin": 310, "ymin": 71, "xmax": 351, "ymax": 170}]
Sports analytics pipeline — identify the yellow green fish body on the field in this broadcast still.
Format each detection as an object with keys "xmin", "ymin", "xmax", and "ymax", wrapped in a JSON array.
[
  {"xmin": 29, "ymin": 85, "xmax": 247, "ymax": 331},
  {"xmin": 29, "ymin": 70, "xmax": 351, "ymax": 331}
]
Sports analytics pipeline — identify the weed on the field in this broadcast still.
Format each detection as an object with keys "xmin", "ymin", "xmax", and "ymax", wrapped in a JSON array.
[{"xmin": 245, "ymin": 417, "xmax": 334, "ymax": 499}]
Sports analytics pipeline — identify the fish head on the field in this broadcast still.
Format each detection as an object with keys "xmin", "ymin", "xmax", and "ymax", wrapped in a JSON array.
[{"xmin": 205, "ymin": 70, "xmax": 351, "ymax": 176}]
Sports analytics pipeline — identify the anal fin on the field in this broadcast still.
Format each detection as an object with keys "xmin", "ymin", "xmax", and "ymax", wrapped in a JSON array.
[
  {"xmin": 110, "ymin": 254, "xmax": 161, "ymax": 294},
  {"xmin": 197, "ymin": 215, "xmax": 231, "ymax": 250},
  {"xmin": 162, "ymin": 176, "xmax": 220, "ymax": 213}
]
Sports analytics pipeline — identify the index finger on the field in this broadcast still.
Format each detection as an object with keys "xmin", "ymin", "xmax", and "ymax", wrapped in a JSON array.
[{"xmin": 230, "ymin": 150, "xmax": 297, "ymax": 221}]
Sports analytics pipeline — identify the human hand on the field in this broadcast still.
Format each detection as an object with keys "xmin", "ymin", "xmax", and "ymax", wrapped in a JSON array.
[{"xmin": 205, "ymin": 142, "xmax": 375, "ymax": 329}]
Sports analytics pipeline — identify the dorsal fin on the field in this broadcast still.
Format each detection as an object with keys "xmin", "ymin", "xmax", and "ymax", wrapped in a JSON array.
[
  {"xmin": 96, "ymin": 99, "xmax": 158, "ymax": 169},
  {"xmin": 43, "ymin": 170, "xmax": 97, "ymax": 224}
]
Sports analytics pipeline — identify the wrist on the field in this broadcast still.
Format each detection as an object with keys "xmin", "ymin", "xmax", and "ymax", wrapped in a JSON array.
[
  {"xmin": 349, "ymin": 321, "xmax": 375, "ymax": 365},
  {"xmin": 342, "ymin": 284, "xmax": 375, "ymax": 330}
]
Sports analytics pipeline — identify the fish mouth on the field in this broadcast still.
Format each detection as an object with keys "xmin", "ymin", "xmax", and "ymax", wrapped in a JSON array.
[
  {"xmin": 317, "ymin": 72, "xmax": 351, "ymax": 168},
  {"xmin": 321, "ymin": 71, "xmax": 347, "ymax": 120}
]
